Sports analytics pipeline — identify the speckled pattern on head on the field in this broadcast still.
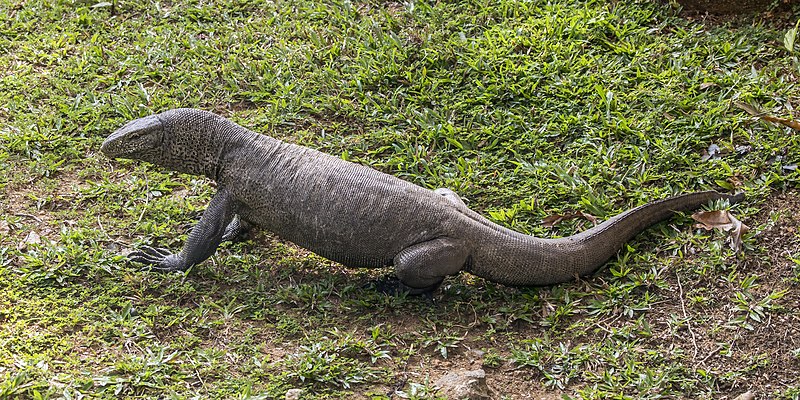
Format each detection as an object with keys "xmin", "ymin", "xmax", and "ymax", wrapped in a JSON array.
[{"xmin": 102, "ymin": 108, "xmax": 744, "ymax": 291}]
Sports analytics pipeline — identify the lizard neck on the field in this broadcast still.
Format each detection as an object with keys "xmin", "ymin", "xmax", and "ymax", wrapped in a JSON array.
[{"xmin": 158, "ymin": 109, "xmax": 258, "ymax": 181}]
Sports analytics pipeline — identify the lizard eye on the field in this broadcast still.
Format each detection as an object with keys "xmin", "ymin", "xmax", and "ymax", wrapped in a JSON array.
[
  {"xmin": 130, "ymin": 129, "xmax": 161, "ymax": 146},
  {"xmin": 122, "ymin": 124, "xmax": 163, "ymax": 153}
]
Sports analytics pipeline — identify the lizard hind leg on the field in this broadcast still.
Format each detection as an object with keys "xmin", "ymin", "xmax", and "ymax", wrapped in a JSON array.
[{"xmin": 393, "ymin": 237, "xmax": 470, "ymax": 293}]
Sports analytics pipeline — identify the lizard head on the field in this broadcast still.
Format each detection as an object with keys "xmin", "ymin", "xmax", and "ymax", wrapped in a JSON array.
[
  {"xmin": 103, "ymin": 109, "xmax": 235, "ymax": 179},
  {"xmin": 101, "ymin": 114, "xmax": 165, "ymax": 161}
]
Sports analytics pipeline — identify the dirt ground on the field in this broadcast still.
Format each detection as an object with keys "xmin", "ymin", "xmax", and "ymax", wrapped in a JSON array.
[{"xmin": 674, "ymin": 0, "xmax": 799, "ymax": 14}]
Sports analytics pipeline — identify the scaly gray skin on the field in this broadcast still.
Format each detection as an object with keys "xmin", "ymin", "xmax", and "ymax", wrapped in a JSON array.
[{"xmin": 101, "ymin": 108, "xmax": 744, "ymax": 291}]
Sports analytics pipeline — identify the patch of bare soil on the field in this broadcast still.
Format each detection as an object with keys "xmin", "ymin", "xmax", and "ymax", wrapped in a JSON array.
[
  {"xmin": 1, "ymin": 169, "xmax": 89, "ymax": 246},
  {"xmin": 671, "ymin": 0, "xmax": 799, "ymax": 31},
  {"xmin": 377, "ymin": 351, "xmax": 557, "ymax": 400},
  {"xmin": 674, "ymin": 0, "xmax": 797, "ymax": 14},
  {"xmin": 649, "ymin": 191, "xmax": 800, "ymax": 398}
]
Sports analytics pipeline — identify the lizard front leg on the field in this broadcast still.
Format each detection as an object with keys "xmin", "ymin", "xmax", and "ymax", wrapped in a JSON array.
[{"xmin": 129, "ymin": 187, "xmax": 238, "ymax": 272}]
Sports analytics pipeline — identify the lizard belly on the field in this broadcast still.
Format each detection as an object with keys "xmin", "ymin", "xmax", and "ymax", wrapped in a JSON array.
[
  {"xmin": 231, "ymin": 156, "xmax": 449, "ymax": 268},
  {"xmin": 239, "ymin": 198, "xmax": 442, "ymax": 268}
]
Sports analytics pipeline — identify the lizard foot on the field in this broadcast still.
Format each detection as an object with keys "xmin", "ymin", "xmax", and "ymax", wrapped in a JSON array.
[
  {"xmin": 128, "ymin": 246, "xmax": 188, "ymax": 272},
  {"xmin": 399, "ymin": 280, "xmax": 441, "ymax": 296},
  {"xmin": 181, "ymin": 216, "xmax": 250, "ymax": 243},
  {"xmin": 368, "ymin": 276, "xmax": 440, "ymax": 297},
  {"xmin": 221, "ymin": 215, "xmax": 251, "ymax": 242}
]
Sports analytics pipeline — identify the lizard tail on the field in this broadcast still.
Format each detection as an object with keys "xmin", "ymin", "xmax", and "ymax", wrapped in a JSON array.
[{"xmin": 464, "ymin": 191, "xmax": 744, "ymax": 286}]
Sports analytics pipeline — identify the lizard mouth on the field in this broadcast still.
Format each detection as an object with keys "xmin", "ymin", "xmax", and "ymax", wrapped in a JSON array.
[{"xmin": 101, "ymin": 115, "xmax": 163, "ymax": 158}]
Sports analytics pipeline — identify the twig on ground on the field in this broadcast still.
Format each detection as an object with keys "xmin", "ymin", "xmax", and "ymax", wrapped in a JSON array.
[
  {"xmin": 676, "ymin": 272, "xmax": 699, "ymax": 361},
  {"xmin": 735, "ymin": 101, "xmax": 800, "ymax": 131},
  {"xmin": 14, "ymin": 213, "xmax": 43, "ymax": 223}
]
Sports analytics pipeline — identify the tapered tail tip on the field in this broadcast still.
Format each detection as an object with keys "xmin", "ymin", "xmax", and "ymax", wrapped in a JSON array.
[{"xmin": 728, "ymin": 192, "xmax": 745, "ymax": 205}]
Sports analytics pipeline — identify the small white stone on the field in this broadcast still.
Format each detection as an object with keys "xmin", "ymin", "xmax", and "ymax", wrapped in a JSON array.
[
  {"xmin": 435, "ymin": 369, "xmax": 494, "ymax": 400},
  {"xmin": 285, "ymin": 388, "xmax": 302, "ymax": 400}
]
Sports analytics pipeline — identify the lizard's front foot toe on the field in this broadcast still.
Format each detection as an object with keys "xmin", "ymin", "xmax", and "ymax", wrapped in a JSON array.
[
  {"xmin": 128, "ymin": 246, "xmax": 187, "ymax": 272},
  {"xmin": 129, "ymin": 246, "xmax": 171, "ymax": 261}
]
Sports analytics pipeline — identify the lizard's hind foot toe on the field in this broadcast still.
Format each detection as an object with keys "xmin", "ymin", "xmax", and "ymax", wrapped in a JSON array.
[{"xmin": 367, "ymin": 275, "xmax": 440, "ymax": 297}]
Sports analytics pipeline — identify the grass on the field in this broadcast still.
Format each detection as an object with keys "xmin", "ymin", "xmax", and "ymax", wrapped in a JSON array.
[{"xmin": 2, "ymin": 0, "xmax": 800, "ymax": 398}]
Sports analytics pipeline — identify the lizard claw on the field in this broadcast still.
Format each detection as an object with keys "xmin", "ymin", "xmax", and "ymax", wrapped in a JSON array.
[
  {"xmin": 128, "ymin": 246, "xmax": 188, "ymax": 272},
  {"xmin": 221, "ymin": 215, "xmax": 250, "ymax": 243},
  {"xmin": 129, "ymin": 245, "xmax": 171, "ymax": 263}
]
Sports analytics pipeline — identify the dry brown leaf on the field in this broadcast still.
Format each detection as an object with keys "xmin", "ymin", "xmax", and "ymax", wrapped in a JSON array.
[
  {"xmin": 691, "ymin": 210, "xmax": 731, "ymax": 229},
  {"xmin": 734, "ymin": 101, "xmax": 800, "ymax": 131},
  {"xmin": 542, "ymin": 211, "xmax": 598, "ymax": 228},
  {"xmin": 691, "ymin": 210, "xmax": 749, "ymax": 252},
  {"xmin": 579, "ymin": 211, "xmax": 598, "ymax": 225},
  {"xmin": 0, "ymin": 220, "xmax": 9, "ymax": 236},
  {"xmin": 541, "ymin": 215, "xmax": 566, "ymax": 227},
  {"xmin": 761, "ymin": 114, "xmax": 800, "ymax": 131}
]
